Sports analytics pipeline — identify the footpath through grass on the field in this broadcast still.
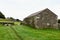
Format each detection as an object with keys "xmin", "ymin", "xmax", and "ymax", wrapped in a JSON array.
[
  {"xmin": 0, "ymin": 25, "xmax": 20, "ymax": 40},
  {"xmin": 13, "ymin": 25, "xmax": 60, "ymax": 40},
  {"xmin": 0, "ymin": 25, "xmax": 60, "ymax": 40}
]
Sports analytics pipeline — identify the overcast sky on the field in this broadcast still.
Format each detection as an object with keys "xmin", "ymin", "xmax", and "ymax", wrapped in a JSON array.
[{"xmin": 0, "ymin": 0, "xmax": 60, "ymax": 20}]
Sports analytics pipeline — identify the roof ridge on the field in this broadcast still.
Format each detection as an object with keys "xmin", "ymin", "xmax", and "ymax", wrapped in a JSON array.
[{"xmin": 25, "ymin": 8, "xmax": 57, "ymax": 19}]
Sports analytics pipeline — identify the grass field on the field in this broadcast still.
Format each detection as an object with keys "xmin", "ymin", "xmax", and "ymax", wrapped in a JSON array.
[
  {"xmin": 0, "ymin": 25, "xmax": 20, "ymax": 40},
  {"xmin": 0, "ymin": 25, "xmax": 60, "ymax": 40}
]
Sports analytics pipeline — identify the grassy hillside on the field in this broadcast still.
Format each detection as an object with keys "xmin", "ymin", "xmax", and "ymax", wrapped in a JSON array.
[
  {"xmin": 0, "ymin": 25, "xmax": 60, "ymax": 40},
  {"xmin": 13, "ymin": 25, "xmax": 60, "ymax": 40}
]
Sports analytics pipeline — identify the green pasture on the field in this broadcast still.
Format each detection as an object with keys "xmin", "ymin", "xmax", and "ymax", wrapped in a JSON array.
[
  {"xmin": 13, "ymin": 25, "xmax": 60, "ymax": 40},
  {"xmin": 0, "ymin": 25, "xmax": 20, "ymax": 40},
  {"xmin": 0, "ymin": 24, "xmax": 60, "ymax": 40}
]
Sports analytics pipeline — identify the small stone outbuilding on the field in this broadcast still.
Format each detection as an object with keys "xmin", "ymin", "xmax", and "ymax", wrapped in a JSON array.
[{"xmin": 23, "ymin": 8, "xmax": 58, "ymax": 29}]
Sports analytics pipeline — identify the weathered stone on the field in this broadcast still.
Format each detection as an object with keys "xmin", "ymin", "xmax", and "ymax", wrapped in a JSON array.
[{"xmin": 23, "ymin": 8, "xmax": 58, "ymax": 29}]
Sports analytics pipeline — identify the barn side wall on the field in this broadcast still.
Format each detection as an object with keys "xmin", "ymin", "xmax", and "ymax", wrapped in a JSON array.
[
  {"xmin": 33, "ymin": 10, "xmax": 58, "ymax": 29},
  {"xmin": 23, "ymin": 9, "xmax": 58, "ymax": 29}
]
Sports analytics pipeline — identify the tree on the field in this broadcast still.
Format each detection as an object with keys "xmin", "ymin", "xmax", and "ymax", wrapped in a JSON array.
[
  {"xmin": 0, "ymin": 12, "xmax": 5, "ymax": 19},
  {"xmin": 7, "ymin": 17, "xmax": 15, "ymax": 21},
  {"xmin": 15, "ymin": 19, "xmax": 20, "ymax": 22},
  {"xmin": 9, "ymin": 17, "xmax": 14, "ymax": 20}
]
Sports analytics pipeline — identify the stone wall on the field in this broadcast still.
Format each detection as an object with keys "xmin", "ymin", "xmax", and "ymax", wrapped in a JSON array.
[{"xmin": 58, "ymin": 23, "xmax": 60, "ymax": 29}]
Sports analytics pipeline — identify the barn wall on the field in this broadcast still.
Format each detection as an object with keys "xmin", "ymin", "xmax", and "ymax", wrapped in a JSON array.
[
  {"xmin": 23, "ymin": 17, "xmax": 35, "ymax": 28},
  {"xmin": 23, "ymin": 9, "xmax": 58, "ymax": 29},
  {"xmin": 34, "ymin": 10, "xmax": 58, "ymax": 29}
]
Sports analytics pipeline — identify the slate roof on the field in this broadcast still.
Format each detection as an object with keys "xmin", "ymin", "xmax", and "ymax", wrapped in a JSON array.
[{"xmin": 25, "ymin": 8, "xmax": 57, "ymax": 19}]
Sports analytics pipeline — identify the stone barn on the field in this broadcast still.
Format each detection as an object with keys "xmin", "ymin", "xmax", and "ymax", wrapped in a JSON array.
[{"xmin": 23, "ymin": 8, "xmax": 58, "ymax": 29}]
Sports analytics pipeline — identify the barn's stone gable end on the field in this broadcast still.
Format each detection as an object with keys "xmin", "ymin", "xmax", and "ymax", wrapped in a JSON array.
[{"xmin": 23, "ymin": 8, "xmax": 58, "ymax": 29}]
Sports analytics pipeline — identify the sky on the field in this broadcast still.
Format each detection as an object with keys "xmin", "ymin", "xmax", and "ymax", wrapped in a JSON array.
[{"xmin": 0, "ymin": 0, "xmax": 60, "ymax": 20}]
